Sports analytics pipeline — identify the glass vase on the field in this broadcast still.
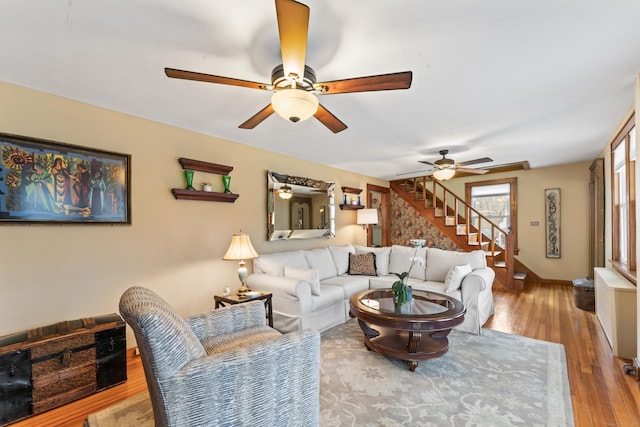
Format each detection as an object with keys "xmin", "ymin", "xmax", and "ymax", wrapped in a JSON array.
[
  {"xmin": 184, "ymin": 169, "xmax": 195, "ymax": 190},
  {"xmin": 222, "ymin": 175, "xmax": 231, "ymax": 194}
]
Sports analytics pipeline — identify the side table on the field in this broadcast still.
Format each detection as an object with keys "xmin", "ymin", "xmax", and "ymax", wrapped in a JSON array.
[{"xmin": 214, "ymin": 291, "xmax": 273, "ymax": 328}]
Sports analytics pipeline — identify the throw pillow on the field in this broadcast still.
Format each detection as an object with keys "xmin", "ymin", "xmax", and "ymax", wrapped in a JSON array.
[
  {"xmin": 445, "ymin": 264, "xmax": 472, "ymax": 293},
  {"xmin": 348, "ymin": 253, "xmax": 377, "ymax": 276},
  {"xmin": 284, "ymin": 266, "xmax": 321, "ymax": 296},
  {"xmin": 354, "ymin": 246, "xmax": 391, "ymax": 276}
]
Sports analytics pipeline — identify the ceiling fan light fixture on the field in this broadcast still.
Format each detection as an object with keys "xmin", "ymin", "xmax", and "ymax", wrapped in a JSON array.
[
  {"xmin": 278, "ymin": 184, "xmax": 293, "ymax": 199},
  {"xmin": 433, "ymin": 168, "xmax": 456, "ymax": 181},
  {"xmin": 271, "ymin": 89, "xmax": 319, "ymax": 123}
]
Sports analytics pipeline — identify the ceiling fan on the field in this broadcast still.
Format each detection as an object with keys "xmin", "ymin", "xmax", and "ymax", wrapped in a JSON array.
[
  {"xmin": 164, "ymin": 0, "xmax": 412, "ymax": 133},
  {"xmin": 399, "ymin": 150, "xmax": 493, "ymax": 180}
]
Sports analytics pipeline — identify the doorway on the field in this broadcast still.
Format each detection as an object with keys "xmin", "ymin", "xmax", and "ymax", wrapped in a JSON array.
[{"xmin": 366, "ymin": 184, "xmax": 390, "ymax": 247}]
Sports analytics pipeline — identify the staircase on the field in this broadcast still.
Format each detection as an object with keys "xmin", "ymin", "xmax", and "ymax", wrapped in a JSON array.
[{"xmin": 390, "ymin": 176, "xmax": 525, "ymax": 291}]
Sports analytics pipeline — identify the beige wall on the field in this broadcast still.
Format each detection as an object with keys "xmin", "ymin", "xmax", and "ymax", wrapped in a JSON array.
[
  {"xmin": 444, "ymin": 162, "xmax": 592, "ymax": 281},
  {"xmin": 0, "ymin": 81, "xmax": 386, "ymax": 342}
]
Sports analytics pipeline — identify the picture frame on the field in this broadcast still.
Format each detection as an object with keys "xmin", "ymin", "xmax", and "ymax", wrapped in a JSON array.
[
  {"xmin": 0, "ymin": 132, "xmax": 131, "ymax": 224},
  {"xmin": 545, "ymin": 188, "xmax": 560, "ymax": 258}
]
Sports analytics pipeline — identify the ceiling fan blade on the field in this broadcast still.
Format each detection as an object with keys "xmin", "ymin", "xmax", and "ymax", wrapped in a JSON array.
[
  {"xmin": 238, "ymin": 104, "xmax": 275, "ymax": 129},
  {"xmin": 165, "ymin": 68, "xmax": 267, "ymax": 90},
  {"xmin": 456, "ymin": 157, "xmax": 493, "ymax": 167},
  {"xmin": 396, "ymin": 169, "xmax": 433, "ymax": 177},
  {"xmin": 314, "ymin": 104, "xmax": 347, "ymax": 133},
  {"xmin": 456, "ymin": 168, "xmax": 489, "ymax": 175},
  {"xmin": 418, "ymin": 160, "xmax": 435, "ymax": 166},
  {"xmin": 275, "ymin": 0, "xmax": 309, "ymax": 82},
  {"xmin": 318, "ymin": 71, "xmax": 412, "ymax": 95}
]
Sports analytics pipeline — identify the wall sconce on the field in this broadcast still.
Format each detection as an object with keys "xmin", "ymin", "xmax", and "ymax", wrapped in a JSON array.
[{"xmin": 357, "ymin": 208, "xmax": 379, "ymax": 230}]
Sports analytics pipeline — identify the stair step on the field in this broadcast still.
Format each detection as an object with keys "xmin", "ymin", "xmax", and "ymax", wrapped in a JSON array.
[
  {"xmin": 434, "ymin": 208, "xmax": 444, "ymax": 217},
  {"xmin": 445, "ymin": 216, "xmax": 455, "ymax": 226},
  {"xmin": 484, "ymin": 250, "xmax": 502, "ymax": 257},
  {"xmin": 514, "ymin": 272, "xmax": 527, "ymax": 280},
  {"xmin": 468, "ymin": 241, "xmax": 489, "ymax": 246},
  {"xmin": 456, "ymin": 224, "xmax": 468, "ymax": 235},
  {"xmin": 493, "ymin": 260, "xmax": 506, "ymax": 268}
]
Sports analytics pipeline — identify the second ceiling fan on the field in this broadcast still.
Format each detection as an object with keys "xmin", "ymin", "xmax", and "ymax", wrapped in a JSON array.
[
  {"xmin": 164, "ymin": 0, "xmax": 413, "ymax": 133},
  {"xmin": 420, "ymin": 150, "xmax": 493, "ymax": 180}
]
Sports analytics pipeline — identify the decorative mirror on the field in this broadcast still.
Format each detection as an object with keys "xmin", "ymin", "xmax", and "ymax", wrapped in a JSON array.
[{"xmin": 267, "ymin": 171, "xmax": 335, "ymax": 241}]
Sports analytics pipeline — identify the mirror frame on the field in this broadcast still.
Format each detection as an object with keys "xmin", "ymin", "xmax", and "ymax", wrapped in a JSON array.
[{"xmin": 267, "ymin": 171, "xmax": 335, "ymax": 241}]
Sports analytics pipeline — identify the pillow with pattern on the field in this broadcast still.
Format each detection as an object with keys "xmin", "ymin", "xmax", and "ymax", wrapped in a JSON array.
[{"xmin": 348, "ymin": 252, "xmax": 377, "ymax": 276}]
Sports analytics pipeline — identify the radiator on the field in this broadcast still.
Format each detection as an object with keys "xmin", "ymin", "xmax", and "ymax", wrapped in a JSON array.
[{"xmin": 594, "ymin": 267, "xmax": 637, "ymax": 359}]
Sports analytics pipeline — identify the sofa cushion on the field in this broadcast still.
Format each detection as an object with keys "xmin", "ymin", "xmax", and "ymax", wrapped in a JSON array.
[
  {"xmin": 354, "ymin": 246, "xmax": 391, "ymax": 276},
  {"xmin": 328, "ymin": 244, "xmax": 355, "ymax": 275},
  {"xmin": 348, "ymin": 253, "xmax": 377, "ymax": 276},
  {"xmin": 285, "ymin": 266, "xmax": 321, "ymax": 296},
  {"xmin": 444, "ymin": 264, "xmax": 472, "ymax": 293},
  {"xmin": 388, "ymin": 245, "xmax": 427, "ymax": 280},
  {"xmin": 254, "ymin": 250, "xmax": 308, "ymax": 276},
  {"xmin": 425, "ymin": 248, "xmax": 486, "ymax": 282},
  {"xmin": 321, "ymin": 276, "xmax": 370, "ymax": 299},
  {"xmin": 410, "ymin": 280, "xmax": 462, "ymax": 302},
  {"xmin": 304, "ymin": 247, "xmax": 338, "ymax": 280},
  {"xmin": 310, "ymin": 284, "xmax": 345, "ymax": 311}
]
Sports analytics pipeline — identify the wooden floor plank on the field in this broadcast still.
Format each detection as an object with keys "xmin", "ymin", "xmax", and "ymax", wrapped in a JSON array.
[{"xmin": 9, "ymin": 283, "xmax": 640, "ymax": 427}]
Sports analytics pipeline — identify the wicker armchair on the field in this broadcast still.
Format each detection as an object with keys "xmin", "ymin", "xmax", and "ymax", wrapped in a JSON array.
[{"xmin": 119, "ymin": 286, "xmax": 321, "ymax": 427}]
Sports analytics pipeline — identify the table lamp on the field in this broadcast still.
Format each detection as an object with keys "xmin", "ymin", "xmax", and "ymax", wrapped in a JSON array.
[
  {"xmin": 357, "ymin": 208, "xmax": 379, "ymax": 230},
  {"xmin": 223, "ymin": 231, "xmax": 259, "ymax": 292}
]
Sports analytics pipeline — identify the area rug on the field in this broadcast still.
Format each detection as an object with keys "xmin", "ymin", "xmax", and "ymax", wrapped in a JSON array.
[{"xmin": 86, "ymin": 320, "xmax": 574, "ymax": 426}]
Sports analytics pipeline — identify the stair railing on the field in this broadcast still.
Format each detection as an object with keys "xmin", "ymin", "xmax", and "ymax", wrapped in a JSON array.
[{"xmin": 402, "ymin": 176, "xmax": 515, "ymax": 289}]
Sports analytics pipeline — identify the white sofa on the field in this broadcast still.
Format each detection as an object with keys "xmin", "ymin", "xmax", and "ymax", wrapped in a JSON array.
[{"xmin": 247, "ymin": 244, "xmax": 495, "ymax": 335}]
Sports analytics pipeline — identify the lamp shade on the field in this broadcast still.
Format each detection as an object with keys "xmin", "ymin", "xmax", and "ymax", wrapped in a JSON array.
[
  {"xmin": 357, "ymin": 208, "xmax": 379, "ymax": 225},
  {"xmin": 223, "ymin": 232, "xmax": 259, "ymax": 261},
  {"xmin": 271, "ymin": 89, "xmax": 319, "ymax": 123},
  {"xmin": 433, "ymin": 168, "xmax": 456, "ymax": 181}
]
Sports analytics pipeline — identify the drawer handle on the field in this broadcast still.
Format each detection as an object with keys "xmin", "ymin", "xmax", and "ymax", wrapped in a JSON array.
[
  {"xmin": 108, "ymin": 337, "xmax": 115, "ymax": 352},
  {"xmin": 60, "ymin": 348, "xmax": 72, "ymax": 368},
  {"xmin": 10, "ymin": 363, "xmax": 16, "ymax": 377}
]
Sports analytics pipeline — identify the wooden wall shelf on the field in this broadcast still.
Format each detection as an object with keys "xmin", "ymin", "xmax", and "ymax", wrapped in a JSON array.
[
  {"xmin": 341, "ymin": 186, "xmax": 362, "ymax": 195},
  {"xmin": 173, "ymin": 158, "xmax": 238, "ymax": 203},
  {"xmin": 340, "ymin": 186, "xmax": 363, "ymax": 209},
  {"xmin": 171, "ymin": 189, "xmax": 239, "ymax": 203},
  {"xmin": 339, "ymin": 204, "xmax": 365, "ymax": 210},
  {"xmin": 178, "ymin": 158, "xmax": 233, "ymax": 175}
]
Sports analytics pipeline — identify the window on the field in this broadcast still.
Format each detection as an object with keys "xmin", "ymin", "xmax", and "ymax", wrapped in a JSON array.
[
  {"xmin": 465, "ymin": 178, "xmax": 518, "ymax": 254},
  {"xmin": 611, "ymin": 113, "xmax": 636, "ymax": 280}
]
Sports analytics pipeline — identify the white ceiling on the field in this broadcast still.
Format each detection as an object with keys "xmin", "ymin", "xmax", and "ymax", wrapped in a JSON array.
[{"xmin": 1, "ymin": 0, "xmax": 640, "ymax": 180}]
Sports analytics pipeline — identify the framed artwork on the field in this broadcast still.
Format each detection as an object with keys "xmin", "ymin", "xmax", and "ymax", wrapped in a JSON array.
[
  {"xmin": 0, "ymin": 132, "xmax": 131, "ymax": 224},
  {"xmin": 545, "ymin": 188, "xmax": 560, "ymax": 258}
]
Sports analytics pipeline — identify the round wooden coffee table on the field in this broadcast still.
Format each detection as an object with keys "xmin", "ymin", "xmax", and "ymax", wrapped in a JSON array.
[{"xmin": 349, "ymin": 288, "xmax": 466, "ymax": 371}]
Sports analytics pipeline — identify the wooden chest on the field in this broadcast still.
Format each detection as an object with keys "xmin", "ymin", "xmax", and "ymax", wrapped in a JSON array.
[
  {"xmin": 573, "ymin": 278, "xmax": 595, "ymax": 312},
  {"xmin": 0, "ymin": 314, "xmax": 126, "ymax": 426}
]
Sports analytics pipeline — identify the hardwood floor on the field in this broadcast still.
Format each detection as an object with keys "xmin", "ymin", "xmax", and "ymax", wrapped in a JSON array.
[
  {"xmin": 11, "ymin": 283, "xmax": 640, "ymax": 426},
  {"xmin": 485, "ymin": 283, "xmax": 640, "ymax": 427}
]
